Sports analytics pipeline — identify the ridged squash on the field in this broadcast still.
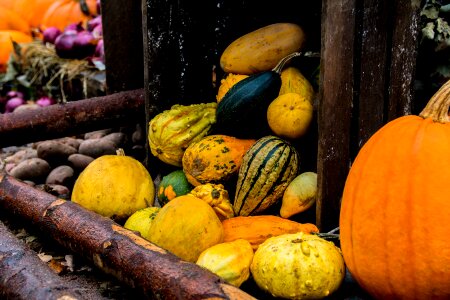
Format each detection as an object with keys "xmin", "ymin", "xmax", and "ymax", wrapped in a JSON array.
[
  {"xmin": 233, "ymin": 135, "xmax": 300, "ymax": 216},
  {"xmin": 196, "ymin": 239, "xmax": 254, "ymax": 287},
  {"xmin": 220, "ymin": 23, "xmax": 305, "ymax": 75},
  {"xmin": 148, "ymin": 103, "xmax": 217, "ymax": 167},
  {"xmin": 251, "ymin": 233, "xmax": 345, "ymax": 299},
  {"xmin": 147, "ymin": 195, "xmax": 224, "ymax": 263},
  {"xmin": 182, "ymin": 134, "xmax": 255, "ymax": 186}
]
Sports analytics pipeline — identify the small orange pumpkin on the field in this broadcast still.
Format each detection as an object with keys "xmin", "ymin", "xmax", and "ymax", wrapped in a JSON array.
[
  {"xmin": 340, "ymin": 79, "xmax": 450, "ymax": 299},
  {"xmin": 0, "ymin": 30, "xmax": 32, "ymax": 73},
  {"xmin": 41, "ymin": 0, "xmax": 97, "ymax": 31}
]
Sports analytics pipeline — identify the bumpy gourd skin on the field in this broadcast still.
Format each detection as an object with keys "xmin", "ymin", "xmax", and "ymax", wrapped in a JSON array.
[
  {"xmin": 196, "ymin": 239, "xmax": 254, "ymax": 287},
  {"xmin": 148, "ymin": 102, "xmax": 217, "ymax": 167},
  {"xmin": 251, "ymin": 232, "xmax": 345, "ymax": 300},
  {"xmin": 189, "ymin": 183, "xmax": 234, "ymax": 221}
]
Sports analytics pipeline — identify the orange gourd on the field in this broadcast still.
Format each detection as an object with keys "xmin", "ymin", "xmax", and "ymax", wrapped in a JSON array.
[
  {"xmin": 0, "ymin": 1, "xmax": 15, "ymax": 11},
  {"xmin": 222, "ymin": 215, "xmax": 319, "ymax": 250},
  {"xmin": 0, "ymin": 8, "xmax": 30, "ymax": 34},
  {"xmin": 340, "ymin": 79, "xmax": 450, "ymax": 299},
  {"xmin": 0, "ymin": 30, "xmax": 32, "ymax": 73},
  {"xmin": 182, "ymin": 134, "xmax": 256, "ymax": 186},
  {"xmin": 41, "ymin": 0, "xmax": 97, "ymax": 31},
  {"xmin": 12, "ymin": 0, "xmax": 56, "ymax": 29}
]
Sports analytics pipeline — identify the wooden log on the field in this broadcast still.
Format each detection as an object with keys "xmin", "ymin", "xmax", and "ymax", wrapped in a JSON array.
[
  {"xmin": 0, "ymin": 89, "xmax": 150, "ymax": 148},
  {"xmin": 0, "ymin": 174, "xmax": 255, "ymax": 300},
  {"xmin": 0, "ymin": 220, "xmax": 107, "ymax": 300}
]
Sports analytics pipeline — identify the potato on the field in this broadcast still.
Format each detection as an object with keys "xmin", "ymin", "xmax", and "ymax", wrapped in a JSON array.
[
  {"xmin": 101, "ymin": 132, "xmax": 127, "ymax": 148},
  {"xmin": 84, "ymin": 129, "xmax": 113, "ymax": 140},
  {"xmin": 4, "ymin": 148, "xmax": 37, "ymax": 164},
  {"xmin": 9, "ymin": 158, "xmax": 51, "ymax": 181},
  {"xmin": 68, "ymin": 153, "xmax": 94, "ymax": 170},
  {"xmin": 37, "ymin": 140, "xmax": 77, "ymax": 165},
  {"xmin": 78, "ymin": 139, "xmax": 116, "ymax": 158},
  {"xmin": 45, "ymin": 165, "xmax": 75, "ymax": 187},
  {"xmin": 220, "ymin": 23, "xmax": 306, "ymax": 75}
]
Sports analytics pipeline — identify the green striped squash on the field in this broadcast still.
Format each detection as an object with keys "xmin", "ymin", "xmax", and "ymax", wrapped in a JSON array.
[{"xmin": 233, "ymin": 135, "xmax": 300, "ymax": 216}]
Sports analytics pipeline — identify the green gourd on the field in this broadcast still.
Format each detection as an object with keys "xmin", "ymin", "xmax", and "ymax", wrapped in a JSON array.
[{"xmin": 215, "ymin": 52, "xmax": 301, "ymax": 138}]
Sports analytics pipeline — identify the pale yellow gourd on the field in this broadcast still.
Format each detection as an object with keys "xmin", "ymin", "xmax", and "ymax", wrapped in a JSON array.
[
  {"xmin": 196, "ymin": 239, "xmax": 254, "ymax": 287},
  {"xmin": 279, "ymin": 66, "xmax": 315, "ymax": 104},
  {"xmin": 251, "ymin": 232, "xmax": 345, "ymax": 299},
  {"xmin": 280, "ymin": 172, "xmax": 318, "ymax": 218}
]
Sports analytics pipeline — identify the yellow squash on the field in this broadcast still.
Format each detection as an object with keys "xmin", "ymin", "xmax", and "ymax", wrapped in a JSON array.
[
  {"xmin": 279, "ymin": 66, "xmax": 315, "ymax": 104},
  {"xmin": 220, "ymin": 23, "xmax": 306, "ymax": 75},
  {"xmin": 196, "ymin": 239, "xmax": 254, "ymax": 287},
  {"xmin": 280, "ymin": 171, "xmax": 318, "ymax": 218},
  {"xmin": 189, "ymin": 183, "xmax": 234, "ymax": 221}
]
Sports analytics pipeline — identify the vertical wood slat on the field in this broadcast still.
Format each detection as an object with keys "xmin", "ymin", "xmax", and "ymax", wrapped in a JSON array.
[
  {"xmin": 317, "ymin": 0, "xmax": 423, "ymax": 231},
  {"xmin": 387, "ymin": 0, "xmax": 423, "ymax": 120},
  {"xmin": 101, "ymin": 0, "xmax": 144, "ymax": 94},
  {"xmin": 317, "ymin": 0, "xmax": 356, "ymax": 232}
]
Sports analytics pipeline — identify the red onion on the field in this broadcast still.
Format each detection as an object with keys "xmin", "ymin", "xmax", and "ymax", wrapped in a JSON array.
[
  {"xmin": 36, "ymin": 96, "xmax": 56, "ymax": 107},
  {"xmin": 73, "ymin": 30, "xmax": 97, "ymax": 58},
  {"xmin": 88, "ymin": 15, "xmax": 102, "ymax": 32},
  {"xmin": 43, "ymin": 27, "xmax": 61, "ymax": 44},
  {"xmin": 94, "ymin": 38, "xmax": 104, "ymax": 60},
  {"xmin": 64, "ymin": 22, "xmax": 84, "ymax": 33},
  {"xmin": 92, "ymin": 24, "xmax": 102, "ymax": 39},
  {"xmin": 6, "ymin": 90, "xmax": 24, "ymax": 99},
  {"xmin": 54, "ymin": 30, "xmax": 78, "ymax": 58},
  {"xmin": 5, "ymin": 97, "xmax": 25, "ymax": 113}
]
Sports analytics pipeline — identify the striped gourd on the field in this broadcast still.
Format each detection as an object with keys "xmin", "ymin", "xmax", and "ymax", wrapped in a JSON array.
[{"xmin": 233, "ymin": 136, "xmax": 300, "ymax": 216}]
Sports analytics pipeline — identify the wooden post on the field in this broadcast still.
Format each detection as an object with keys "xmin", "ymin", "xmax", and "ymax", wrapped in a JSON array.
[
  {"xmin": 101, "ymin": 0, "xmax": 144, "ymax": 94},
  {"xmin": 317, "ymin": 0, "xmax": 422, "ymax": 231}
]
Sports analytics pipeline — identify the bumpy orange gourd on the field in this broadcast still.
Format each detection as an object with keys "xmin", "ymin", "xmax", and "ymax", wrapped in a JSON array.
[
  {"xmin": 0, "ymin": 30, "xmax": 32, "ymax": 73},
  {"xmin": 340, "ymin": 79, "xmax": 450, "ymax": 299},
  {"xmin": 41, "ymin": 0, "xmax": 97, "ymax": 31},
  {"xmin": 182, "ymin": 134, "xmax": 255, "ymax": 186},
  {"xmin": 222, "ymin": 215, "xmax": 319, "ymax": 250}
]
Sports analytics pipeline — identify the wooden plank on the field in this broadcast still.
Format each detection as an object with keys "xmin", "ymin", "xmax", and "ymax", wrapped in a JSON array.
[
  {"xmin": 101, "ymin": 0, "xmax": 144, "ymax": 93},
  {"xmin": 387, "ymin": 0, "xmax": 422, "ymax": 120},
  {"xmin": 357, "ymin": 0, "xmax": 390, "ymax": 149},
  {"xmin": 317, "ymin": 0, "xmax": 356, "ymax": 232}
]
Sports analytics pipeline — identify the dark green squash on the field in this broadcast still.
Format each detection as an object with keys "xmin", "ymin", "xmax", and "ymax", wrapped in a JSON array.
[
  {"xmin": 157, "ymin": 170, "xmax": 193, "ymax": 206},
  {"xmin": 215, "ymin": 52, "xmax": 301, "ymax": 138},
  {"xmin": 233, "ymin": 135, "xmax": 300, "ymax": 216}
]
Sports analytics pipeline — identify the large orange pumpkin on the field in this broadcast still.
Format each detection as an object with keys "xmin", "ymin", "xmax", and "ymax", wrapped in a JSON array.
[
  {"xmin": 12, "ymin": 0, "xmax": 56, "ymax": 29},
  {"xmin": 0, "ymin": 1, "xmax": 15, "ymax": 10},
  {"xmin": 0, "ymin": 8, "xmax": 30, "ymax": 34},
  {"xmin": 0, "ymin": 30, "xmax": 32, "ymax": 73},
  {"xmin": 340, "ymin": 80, "xmax": 450, "ymax": 299},
  {"xmin": 41, "ymin": 0, "xmax": 97, "ymax": 31}
]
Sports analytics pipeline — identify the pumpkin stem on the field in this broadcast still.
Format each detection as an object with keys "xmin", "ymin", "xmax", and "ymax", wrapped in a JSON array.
[
  {"xmin": 272, "ymin": 52, "xmax": 302, "ymax": 74},
  {"xmin": 116, "ymin": 148, "xmax": 125, "ymax": 156},
  {"xmin": 79, "ymin": 0, "xmax": 92, "ymax": 16},
  {"xmin": 419, "ymin": 79, "xmax": 450, "ymax": 123}
]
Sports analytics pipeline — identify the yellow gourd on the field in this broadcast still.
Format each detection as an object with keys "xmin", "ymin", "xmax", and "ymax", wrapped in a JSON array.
[
  {"xmin": 72, "ymin": 150, "xmax": 155, "ymax": 221},
  {"xmin": 280, "ymin": 172, "xmax": 318, "ymax": 218},
  {"xmin": 251, "ymin": 232, "xmax": 345, "ymax": 299},
  {"xmin": 279, "ymin": 66, "xmax": 315, "ymax": 104},
  {"xmin": 267, "ymin": 93, "xmax": 313, "ymax": 139},
  {"xmin": 189, "ymin": 183, "xmax": 234, "ymax": 221},
  {"xmin": 216, "ymin": 73, "xmax": 249, "ymax": 102},
  {"xmin": 147, "ymin": 195, "xmax": 224, "ymax": 263},
  {"xmin": 196, "ymin": 239, "xmax": 254, "ymax": 287},
  {"xmin": 220, "ymin": 23, "xmax": 306, "ymax": 75},
  {"xmin": 124, "ymin": 207, "xmax": 160, "ymax": 240}
]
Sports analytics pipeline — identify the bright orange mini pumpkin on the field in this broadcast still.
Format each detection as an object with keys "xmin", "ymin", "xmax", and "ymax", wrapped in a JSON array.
[
  {"xmin": 41, "ymin": 0, "xmax": 97, "ymax": 31},
  {"xmin": 340, "ymin": 80, "xmax": 450, "ymax": 299},
  {"xmin": 12, "ymin": 0, "xmax": 56, "ymax": 29},
  {"xmin": 0, "ymin": 8, "xmax": 30, "ymax": 34}
]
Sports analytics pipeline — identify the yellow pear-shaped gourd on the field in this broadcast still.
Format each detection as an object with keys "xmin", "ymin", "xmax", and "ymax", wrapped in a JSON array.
[
  {"xmin": 279, "ymin": 66, "xmax": 315, "ymax": 104},
  {"xmin": 280, "ymin": 172, "xmax": 318, "ymax": 218},
  {"xmin": 196, "ymin": 239, "xmax": 254, "ymax": 287},
  {"xmin": 72, "ymin": 151, "xmax": 155, "ymax": 221},
  {"xmin": 147, "ymin": 195, "xmax": 224, "ymax": 262},
  {"xmin": 189, "ymin": 183, "xmax": 234, "ymax": 221},
  {"xmin": 251, "ymin": 232, "xmax": 345, "ymax": 299}
]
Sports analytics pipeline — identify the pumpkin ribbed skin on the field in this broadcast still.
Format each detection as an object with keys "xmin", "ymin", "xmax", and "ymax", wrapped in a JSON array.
[
  {"xmin": 340, "ymin": 81, "xmax": 450, "ymax": 300},
  {"xmin": 233, "ymin": 135, "xmax": 300, "ymax": 216},
  {"xmin": 0, "ymin": 9, "xmax": 30, "ymax": 34},
  {"xmin": 41, "ymin": 0, "xmax": 97, "ymax": 31},
  {"xmin": 12, "ymin": 0, "xmax": 55, "ymax": 29},
  {"xmin": 148, "ymin": 103, "xmax": 217, "ymax": 167}
]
